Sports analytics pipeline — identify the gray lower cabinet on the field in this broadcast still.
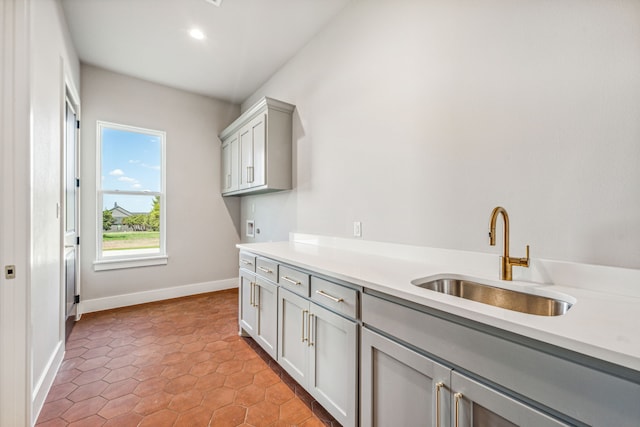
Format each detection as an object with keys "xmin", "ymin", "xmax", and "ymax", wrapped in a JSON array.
[
  {"xmin": 362, "ymin": 292, "xmax": 640, "ymax": 426},
  {"xmin": 239, "ymin": 270, "xmax": 256, "ymax": 336},
  {"xmin": 361, "ymin": 327, "xmax": 569, "ymax": 427},
  {"xmin": 254, "ymin": 278, "xmax": 278, "ymax": 359},
  {"xmin": 278, "ymin": 287, "xmax": 358, "ymax": 427},
  {"xmin": 278, "ymin": 288, "xmax": 309, "ymax": 384},
  {"xmin": 450, "ymin": 372, "xmax": 569, "ymax": 427},
  {"xmin": 239, "ymin": 270, "xmax": 278, "ymax": 359},
  {"xmin": 360, "ymin": 328, "xmax": 451, "ymax": 427}
]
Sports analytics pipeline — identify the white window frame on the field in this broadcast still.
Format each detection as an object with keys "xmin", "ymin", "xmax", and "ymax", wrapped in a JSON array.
[{"xmin": 94, "ymin": 121, "xmax": 167, "ymax": 271}]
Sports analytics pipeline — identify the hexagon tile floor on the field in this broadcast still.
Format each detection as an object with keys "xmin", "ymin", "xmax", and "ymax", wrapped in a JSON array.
[{"xmin": 36, "ymin": 289, "xmax": 340, "ymax": 427}]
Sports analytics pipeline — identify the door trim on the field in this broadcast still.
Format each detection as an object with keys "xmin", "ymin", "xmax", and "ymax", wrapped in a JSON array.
[
  {"xmin": 0, "ymin": 0, "xmax": 31, "ymax": 425},
  {"xmin": 62, "ymin": 73, "xmax": 81, "ymax": 325}
]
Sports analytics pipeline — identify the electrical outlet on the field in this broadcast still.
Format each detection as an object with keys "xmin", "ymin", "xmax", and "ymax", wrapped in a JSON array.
[{"xmin": 353, "ymin": 221, "xmax": 362, "ymax": 237}]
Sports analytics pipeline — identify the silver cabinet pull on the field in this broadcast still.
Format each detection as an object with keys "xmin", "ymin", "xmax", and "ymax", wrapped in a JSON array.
[
  {"xmin": 315, "ymin": 290, "xmax": 344, "ymax": 303},
  {"xmin": 249, "ymin": 281, "xmax": 255, "ymax": 307},
  {"xmin": 301, "ymin": 310, "xmax": 308, "ymax": 342},
  {"xmin": 257, "ymin": 266, "xmax": 272, "ymax": 273},
  {"xmin": 241, "ymin": 260, "xmax": 253, "ymax": 266},
  {"xmin": 454, "ymin": 392, "xmax": 463, "ymax": 427},
  {"xmin": 308, "ymin": 313, "xmax": 315, "ymax": 347},
  {"xmin": 281, "ymin": 276, "xmax": 301, "ymax": 286},
  {"xmin": 435, "ymin": 382, "xmax": 444, "ymax": 427},
  {"xmin": 247, "ymin": 166, "xmax": 254, "ymax": 183},
  {"xmin": 254, "ymin": 283, "xmax": 260, "ymax": 308}
]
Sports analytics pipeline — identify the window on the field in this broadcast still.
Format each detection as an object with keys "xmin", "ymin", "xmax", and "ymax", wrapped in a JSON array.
[{"xmin": 95, "ymin": 121, "xmax": 166, "ymax": 270}]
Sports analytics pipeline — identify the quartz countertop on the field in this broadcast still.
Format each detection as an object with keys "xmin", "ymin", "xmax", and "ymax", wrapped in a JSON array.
[{"xmin": 237, "ymin": 234, "xmax": 640, "ymax": 373}]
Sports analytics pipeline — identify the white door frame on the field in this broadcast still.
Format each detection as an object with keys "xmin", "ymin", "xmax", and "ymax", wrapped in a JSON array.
[
  {"xmin": 0, "ymin": 0, "xmax": 32, "ymax": 425},
  {"xmin": 62, "ymin": 78, "xmax": 81, "ymax": 327}
]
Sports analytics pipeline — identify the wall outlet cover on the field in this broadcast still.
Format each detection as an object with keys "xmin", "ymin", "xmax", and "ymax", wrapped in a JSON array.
[{"xmin": 353, "ymin": 221, "xmax": 362, "ymax": 237}]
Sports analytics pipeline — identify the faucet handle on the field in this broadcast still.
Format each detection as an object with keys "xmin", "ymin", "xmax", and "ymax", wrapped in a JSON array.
[
  {"xmin": 509, "ymin": 245, "xmax": 530, "ymax": 268},
  {"xmin": 515, "ymin": 245, "xmax": 530, "ymax": 267}
]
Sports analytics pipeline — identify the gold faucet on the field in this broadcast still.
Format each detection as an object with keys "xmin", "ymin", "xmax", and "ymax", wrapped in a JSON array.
[{"xmin": 489, "ymin": 206, "xmax": 529, "ymax": 281}]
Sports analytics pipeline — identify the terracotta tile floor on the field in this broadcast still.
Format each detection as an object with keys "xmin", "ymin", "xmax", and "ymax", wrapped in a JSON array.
[{"xmin": 36, "ymin": 289, "xmax": 339, "ymax": 427}]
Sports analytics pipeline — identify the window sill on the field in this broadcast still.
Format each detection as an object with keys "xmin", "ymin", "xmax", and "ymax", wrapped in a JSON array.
[{"xmin": 93, "ymin": 255, "xmax": 168, "ymax": 271}]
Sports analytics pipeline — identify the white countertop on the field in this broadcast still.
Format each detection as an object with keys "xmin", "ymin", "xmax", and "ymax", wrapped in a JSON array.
[{"xmin": 238, "ymin": 234, "xmax": 640, "ymax": 373}]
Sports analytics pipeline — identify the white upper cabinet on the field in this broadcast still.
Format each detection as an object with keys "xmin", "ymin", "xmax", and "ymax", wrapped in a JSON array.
[{"xmin": 219, "ymin": 97, "xmax": 294, "ymax": 196}]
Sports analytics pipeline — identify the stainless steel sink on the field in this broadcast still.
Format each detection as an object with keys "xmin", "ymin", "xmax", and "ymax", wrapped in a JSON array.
[{"xmin": 412, "ymin": 276, "xmax": 572, "ymax": 316}]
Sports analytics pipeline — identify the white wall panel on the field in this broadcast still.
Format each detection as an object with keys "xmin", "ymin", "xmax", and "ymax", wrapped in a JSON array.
[
  {"xmin": 80, "ymin": 65, "xmax": 241, "ymax": 302},
  {"xmin": 241, "ymin": 0, "xmax": 640, "ymax": 269}
]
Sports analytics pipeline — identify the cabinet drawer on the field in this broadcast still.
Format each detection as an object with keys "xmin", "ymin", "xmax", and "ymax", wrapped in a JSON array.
[
  {"xmin": 256, "ymin": 257, "xmax": 278, "ymax": 282},
  {"xmin": 278, "ymin": 265, "xmax": 310, "ymax": 297},
  {"xmin": 239, "ymin": 253, "xmax": 256, "ymax": 272},
  {"xmin": 311, "ymin": 277, "xmax": 358, "ymax": 319}
]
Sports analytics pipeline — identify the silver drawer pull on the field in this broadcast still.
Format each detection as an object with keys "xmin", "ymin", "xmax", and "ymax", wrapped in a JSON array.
[
  {"xmin": 281, "ymin": 276, "xmax": 301, "ymax": 286},
  {"xmin": 302, "ymin": 310, "xmax": 308, "ymax": 342},
  {"xmin": 241, "ymin": 260, "xmax": 253, "ymax": 266},
  {"xmin": 315, "ymin": 290, "xmax": 344, "ymax": 303},
  {"xmin": 436, "ymin": 382, "xmax": 444, "ymax": 427},
  {"xmin": 454, "ymin": 393, "xmax": 463, "ymax": 427},
  {"xmin": 257, "ymin": 266, "xmax": 272, "ymax": 273},
  {"xmin": 308, "ymin": 313, "xmax": 315, "ymax": 347}
]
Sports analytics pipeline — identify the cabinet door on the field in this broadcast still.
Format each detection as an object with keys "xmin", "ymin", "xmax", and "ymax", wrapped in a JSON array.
[
  {"xmin": 239, "ymin": 270, "xmax": 256, "ymax": 336},
  {"xmin": 450, "ymin": 372, "xmax": 570, "ymax": 427},
  {"xmin": 221, "ymin": 134, "xmax": 238, "ymax": 193},
  {"xmin": 278, "ymin": 288, "xmax": 309, "ymax": 386},
  {"xmin": 239, "ymin": 114, "xmax": 266, "ymax": 189},
  {"xmin": 249, "ymin": 114, "xmax": 266, "ymax": 188},
  {"xmin": 309, "ymin": 303, "xmax": 357, "ymax": 427},
  {"xmin": 255, "ymin": 277, "xmax": 278, "ymax": 360},
  {"xmin": 361, "ymin": 328, "xmax": 451, "ymax": 427}
]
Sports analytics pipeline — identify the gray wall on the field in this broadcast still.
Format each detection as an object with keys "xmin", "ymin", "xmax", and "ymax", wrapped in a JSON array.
[
  {"xmin": 30, "ymin": 0, "xmax": 80, "ymax": 414},
  {"xmin": 80, "ymin": 65, "xmax": 241, "ymax": 302},
  {"xmin": 241, "ymin": 0, "xmax": 640, "ymax": 269}
]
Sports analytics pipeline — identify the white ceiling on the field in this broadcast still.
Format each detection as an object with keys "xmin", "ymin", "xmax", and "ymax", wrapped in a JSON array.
[{"xmin": 61, "ymin": 0, "xmax": 352, "ymax": 104}]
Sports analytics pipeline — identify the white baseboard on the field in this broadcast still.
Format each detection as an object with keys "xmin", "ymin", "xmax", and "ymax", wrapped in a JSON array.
[
  {"xmin": 79, "ymin": 278, "xmax": 239, "ymax": 314},
  {"xmin": 32, "ymin": 340, "xmax": 64, "ymax": 426}
]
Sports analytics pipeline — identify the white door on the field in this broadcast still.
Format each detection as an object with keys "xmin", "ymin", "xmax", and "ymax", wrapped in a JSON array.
[{"xmin": 63, "ymin": 96, "xmax": 80, "ymax": 339}]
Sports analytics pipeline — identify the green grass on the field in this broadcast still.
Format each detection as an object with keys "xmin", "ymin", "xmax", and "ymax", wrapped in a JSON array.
[
  {"xmin": 105, "ymin": 245, "xmax": 160, "ymax": 251},
  {"xmin": 103, "ymin": 231, "xmax": 160, "ymax": 240},
  {"xmin": 102, "ymin": 231, "xmax": 160, "ymax": 251}
]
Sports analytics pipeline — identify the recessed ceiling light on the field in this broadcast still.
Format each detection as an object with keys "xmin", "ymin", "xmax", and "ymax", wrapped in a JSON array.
[
  {"xmin": 204, "ymin": 0, "xmax": 223, "ymax": 6},
  {"xmin": 189, "ymin": 28, "xmax": 206, "ymax": 40}
]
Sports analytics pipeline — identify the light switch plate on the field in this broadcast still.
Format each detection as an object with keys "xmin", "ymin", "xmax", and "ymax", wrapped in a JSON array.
[
  {"xmin": 246, "ymin": 220, "xmax": 255, "ymax": 238},
  {"xmin": 353, "ymin": 221, "xmax": 362, "ymax": 237}
]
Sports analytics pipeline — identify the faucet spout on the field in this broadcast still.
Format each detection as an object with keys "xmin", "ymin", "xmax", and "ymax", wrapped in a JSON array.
[
  {"xmin": 488, "ymin": 206, "xmax": 529, "ymax": 281},
  {"xmin": 489, "ymin": 206, "xmax": 509, "ymax": 258}
]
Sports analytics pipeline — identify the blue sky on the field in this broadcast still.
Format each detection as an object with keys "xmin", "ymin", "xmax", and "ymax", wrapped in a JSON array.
[{"xmin": 101, "ymin": 127, "xmax": 161, "ymax": 213}]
